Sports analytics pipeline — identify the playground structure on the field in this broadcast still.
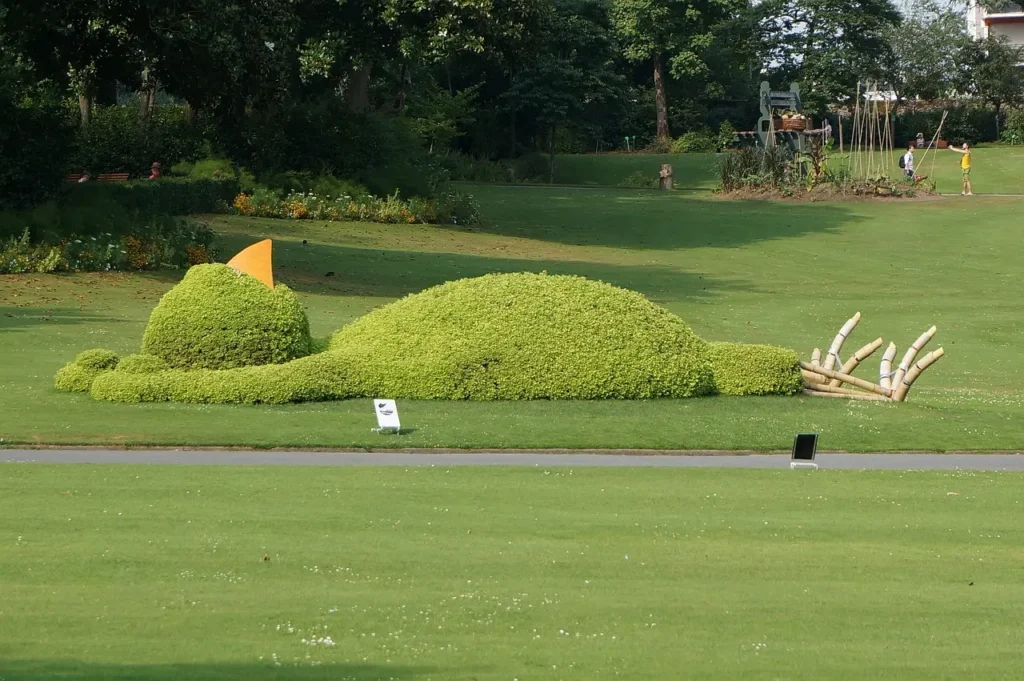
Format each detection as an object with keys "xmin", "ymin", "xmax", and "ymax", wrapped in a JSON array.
[{"xmin": 735, "ymin": 81, "xmax": 811, "ymax": 156}]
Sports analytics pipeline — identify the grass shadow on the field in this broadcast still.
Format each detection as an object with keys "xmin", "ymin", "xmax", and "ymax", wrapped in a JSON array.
[
  {"xmin": 214, "ymin": 236, "xmax": 754, "ymax": 303},
  {"xmin": 0, "ymin": 305, "xmax": 126, "ymax": 332},
  {"xmin": 464, "ymin": 187, "xmax": 862, "ymax": 250}
]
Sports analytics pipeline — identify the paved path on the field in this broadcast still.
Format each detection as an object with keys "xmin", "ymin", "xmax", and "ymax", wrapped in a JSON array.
[{"xmin": 3, "ymin": 449, "xmax": 1024, "ymax": 470}]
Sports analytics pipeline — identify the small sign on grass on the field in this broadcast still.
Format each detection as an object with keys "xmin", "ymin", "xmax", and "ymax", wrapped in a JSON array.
[{"xmin": 373, "ymin": 399, "xmax": 401, "ymax": 434}]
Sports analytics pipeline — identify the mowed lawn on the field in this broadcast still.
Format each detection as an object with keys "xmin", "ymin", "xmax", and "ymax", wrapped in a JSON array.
[
  {"xmin": 2, "ymin": 464, "xmax": 1022, "ymax": 681},
  {"xmin": 552, "ymin": 145, "xmax": 1024, "ymax": 195},
  {"xmin": 2, "ymin": 185, "xmax": 1024, "ymax": 450}
]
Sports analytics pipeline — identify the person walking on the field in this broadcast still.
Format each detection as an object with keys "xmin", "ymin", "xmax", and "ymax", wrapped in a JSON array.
[
  {"xmin": 901, "ymin": 143, "xmax": 915, "ymax": 180},
  {"xmin": 948, "ymin": 143, "xmax": 972, "ymax": 195}
]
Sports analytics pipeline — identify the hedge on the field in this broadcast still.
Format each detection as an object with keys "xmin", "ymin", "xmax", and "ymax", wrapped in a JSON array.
[
  {"xmin": 62, "ymin": 177, "xmax": 239, "ymax": 221},
  {"xmin": 54, "ymin": 348, "xmax": 120, "ymax": 393},
  {"xmin": 328, "ymin": 272, "xmax": 716, "ymax": 400},
  {"xmin": 58, "ymin": 273, "xmax": 809, "ymax": 405},
  {"xmin": 708, "ymin": 342, "xmax": 802, "ymax": 396},
  {"xmin": 141, "ymin": 264, "xmax": 313, "ymax": 370},
  {"xmin": 91, "ymin": 353, "xmax": 356, "ymax": 404}
]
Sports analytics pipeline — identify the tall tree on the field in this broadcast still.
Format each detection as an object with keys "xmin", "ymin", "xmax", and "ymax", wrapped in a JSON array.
[
  {"xmin": 611, "ymin": 0, "xmax": 744, "ymax": 140},
  {"xmin": 883, "ymin": 0, "xmax": 968, "ymax": 104},
  {"xmin": 507, "ymin": 0, "xmax": 626, "ymax": 179},
  {"xmin": 758, "ymin": 0, "xmax": 901, "ymax": 112},
  {"xmin": 956, "ymin": 35, "xmax": 1024, "ymax": 135}
]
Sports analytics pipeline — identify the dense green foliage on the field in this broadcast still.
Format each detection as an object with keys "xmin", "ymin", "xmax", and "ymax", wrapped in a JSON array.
[
  {"xmin": 328, "ymin": 273, "xmax": 715, "ymax": 400},
  {"xmin": 140, "ymin": 264, "xmax": 313, "ymax": 370},
  {"xmin": 708, "ymin": 342, "xmax": 802, "ymax": 396},
  {"xmin": 70, "ymin": 104, "xmax": 206, "ymax": 176},
  {"xmin": 53, "ymin": 349, "xmax": 119, "ymax": 393},
  {"xmin": 114, "ymin": 353, "xmax": 170, "ymax": 375}
]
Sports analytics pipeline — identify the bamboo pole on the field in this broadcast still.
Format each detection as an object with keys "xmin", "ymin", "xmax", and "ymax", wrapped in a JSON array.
[
  {"xmin": 893, "ymin": 348, "xmax": 945, "ymax": 402},
  {"xmin": 802, "ymin": 369, "xmax": 827, "ymax": 384},
  {"xmin": 803, "ymin": 389, "xmax": 889, "ymax": 402},
  {"xmin": 804, "ymin": 381, "xmax": 875, "ymax": 397},
  {"xmin": 916, "ymin": 111, "xmax": 948, "ymax": 180},
  {"xmin": 823, "ymin": 312, "xmax": 861, "ymax": 371},
  {"xmin": 891, "ymin": 326, "xmax": 937, "ymax": 391},
  {"xmin": 799, "ymin": 361, "xmax": 892, "ymax": 397},
  {"xmin": 852, "ymin": 83, "xmax": 863, "ymax": 177},
  {"xmin": 811, "ymin": 348, "xmax": 822, "ymax": 367},
  {"xmin": 879, "ymin": 342, "xmax": 897, "ymax": 391},
  {"xmin": 829, "ymin": 337, "xmax": 883, "ymax": 387}
]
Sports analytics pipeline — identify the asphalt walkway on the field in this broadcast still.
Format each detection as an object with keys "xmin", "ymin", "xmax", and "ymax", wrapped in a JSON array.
[{"xmin": 3, "ymin": 449, "xmax": 1024, "ymax": 470}]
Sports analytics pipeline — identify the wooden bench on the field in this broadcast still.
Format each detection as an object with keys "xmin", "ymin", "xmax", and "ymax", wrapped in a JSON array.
[{"xmin": 65, "ymin": 172, "xmax": 131, "ymax": 183}]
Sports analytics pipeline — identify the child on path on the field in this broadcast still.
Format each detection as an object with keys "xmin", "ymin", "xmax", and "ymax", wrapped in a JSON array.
[{"xmin": 948, "ymin": 143, "xmax": 972, "ymax": 195}]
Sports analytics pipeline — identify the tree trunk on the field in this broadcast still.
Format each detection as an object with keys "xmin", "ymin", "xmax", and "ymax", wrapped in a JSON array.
[
  {"xmin": 184, "ymin": 101, "xmax": 197, "ymax": 126},
  {"xmin": 995, "ymin": 102, "xmax": 1002, "ymax": 137},
  {"xmin": 549, "ymin": 124, "xmax": 556, "ymax": 184},
  {"xmin": 139, "ymin": 66, "xmax": 156, "ymax": 129},
  {"xmin": 653, "ymin": 54, "xmax": 670, "ymax": 141},
  {"xmin": 78, "ymin": 93, "xmax": 92, "ymax": 128},
  {"xmin": 345, "ymin": 62, "xmax": 372, "ymax": 113},
  {"xmin": 392, "ymin": 64, "xmax": 412, "ymax": 113}
]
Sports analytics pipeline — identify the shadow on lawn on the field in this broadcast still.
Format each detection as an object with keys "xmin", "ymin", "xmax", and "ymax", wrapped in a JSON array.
[
  {"xmin": 0, "ymin": 305, "xmax": 127, "ymax": 333},
  {"xmin": 231, "ymin": 239, "xmax": 755, "ymax": 302},
  {"xmin": 466, "ymin": 189, "xmax": 863, "ymax": 250},
  {"xmin": 0, "ymin": 661, "xmax": 435, "ymax": 681}
]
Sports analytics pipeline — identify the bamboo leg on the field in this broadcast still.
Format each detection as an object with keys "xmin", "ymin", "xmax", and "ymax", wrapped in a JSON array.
[
  {"xmin": 879, "ymin": 342, "xmax": 897, "ymax": 391},
  {"xmin": 811, "ymin": 348, "xmax": 822, "ymax": 367},
  {"xmin": 799, "ymin": 361, "xmax": 892, "ymax": 398},
  {"xmin": 803, "ymin": 389, "xmax": 889, "ymax": 402},
  {"xmin": 823, "ymin": 312, "xmax": 861, "ymax": 371},
  {"xmin": 804, "ymin": 382, "xmax": 875, "ymax": 397},
  {"xmin": 830, "ymin": 337, "xmax": 883, "ymax": 387},
  {"xmin": 893, "ymin": 348, "xmax": 945, "ymax": 402},
  {"xmin": 802, "ymin": 369, "xmax": 827, "ymax": 385},
  {"xmin": 892, "ymin": 326, "xmax": 937, "ymax": 391}
]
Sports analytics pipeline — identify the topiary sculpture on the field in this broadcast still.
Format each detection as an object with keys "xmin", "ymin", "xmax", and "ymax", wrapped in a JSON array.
[
  {"xmin": 62, "ymin": 239, "xmax": 943, "ymax": 406},
  {"xmin": 140, "ymin": 262, "xmax": 312, "ymax": 370}
]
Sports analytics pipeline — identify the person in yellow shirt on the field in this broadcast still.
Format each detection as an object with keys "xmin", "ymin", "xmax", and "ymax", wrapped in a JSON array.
[{"xmin": 949, "ymin": 143, "xmax": 973, "ymax": 196}]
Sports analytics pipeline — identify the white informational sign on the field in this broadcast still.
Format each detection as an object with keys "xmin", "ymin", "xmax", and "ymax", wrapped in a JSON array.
[{"xmin": 373, "ymin": 399, "xmax": 401, "ymax": 433}]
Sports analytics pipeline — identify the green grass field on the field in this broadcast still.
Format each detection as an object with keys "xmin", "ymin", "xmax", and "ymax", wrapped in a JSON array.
[
  {"xmin": 552, "ymin": 146, "xmax": 1024, "ymax": 195},
  {"xmin": 3, "ymin": 185, "xmax": 1024, "ymax": 450},
  {"xmin": 2, "ymin": 464, "xmax": 1021, "ymax": 681}
]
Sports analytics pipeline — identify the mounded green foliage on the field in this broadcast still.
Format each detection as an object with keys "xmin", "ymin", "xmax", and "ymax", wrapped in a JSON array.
[
  {"xmin": 55, "ymin": 364, "xmax": 109, "ymax": 393},
  {"xmin": 141, "ymin": 264, "xmax": 313, "ymax": 369},
  {"xmin": 75, "ymin": 348, "xmax": 120, "ymax": 371},
  {"xmin": 55, "ymin": 348, "xmax": 120, "ymax": 393},
  {"xmin": 329, "ymin": 272, "xmax": 715, "ymax": 400},
  {"xmin": 708, "ymin": 342, "xmax": 802, "ymax": 396},
  {"xmin": 91, "ymin": 353, "xmax": 356, "ymax": 404},
  {"xmin": 115, "ymin": 354, "xmax": 170, "ymax": 374}
]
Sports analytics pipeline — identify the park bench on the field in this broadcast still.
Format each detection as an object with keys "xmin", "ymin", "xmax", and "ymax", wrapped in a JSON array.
[{"xmin": 65, "ymin": 172, "xmax": 131, "ymax": 183}]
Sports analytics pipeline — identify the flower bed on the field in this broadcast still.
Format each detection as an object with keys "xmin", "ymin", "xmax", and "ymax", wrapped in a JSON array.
[
  {"xmin": 232, "ymin": 187, "xmax": 480, "ymax": 225},
  {"xmin": 0, "ymin": 218, "xmax": 215, "ymax": 274}
]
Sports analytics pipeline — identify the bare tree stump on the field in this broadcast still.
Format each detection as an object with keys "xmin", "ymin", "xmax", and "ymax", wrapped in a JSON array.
[{"xmin": 659, "ymin": 164, "xmax": 673, "ymax": 190}]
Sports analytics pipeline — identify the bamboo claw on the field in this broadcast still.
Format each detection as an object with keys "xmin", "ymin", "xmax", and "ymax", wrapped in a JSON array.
[
  {"xmin": 803, "ymin": 389, "xmax": 889, "ymax": 402},
  {"xmin": 823, "ymin": 312, "xmax": 861, "ymax": 372},
  {"xmin": 830, "ymin": 337, "xmax": 883, "ymax": 387},
  {"xmin": 892, "ymin": 326, "xmax": 937, "ymax": 390},
  {"xmin": 893, "ymin": 347, "xmax": 945, "ymax": 402},
  {"xmin": 799, "ymin": 361, "xmax": 891, "ymax": 397},
  {"xmin": 804, "ymin": 382, "xmax": 875, "ymax": 397},
  {"xmin": 879, "ymin": 342, "xmax": 897, "ymax": 391}
]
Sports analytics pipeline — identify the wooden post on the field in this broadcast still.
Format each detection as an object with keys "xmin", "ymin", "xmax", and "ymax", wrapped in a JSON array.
[{"xmin": 659, "ymin": 164, "xmax": 674, "ymax": 190}]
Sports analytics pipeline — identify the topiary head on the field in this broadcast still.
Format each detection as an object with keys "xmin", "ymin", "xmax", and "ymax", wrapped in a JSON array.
[{"xmin": 141, "ymin": 263, "xmax": 312, "ymax": 370}]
